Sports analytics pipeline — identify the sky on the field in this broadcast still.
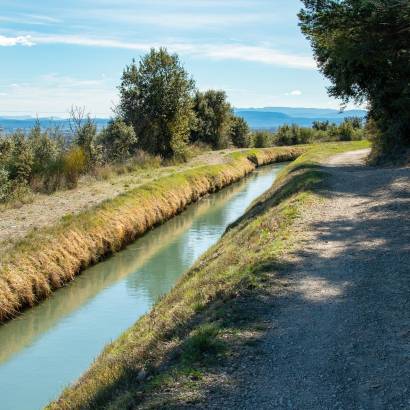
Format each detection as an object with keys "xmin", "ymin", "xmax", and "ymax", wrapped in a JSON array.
[{"xmin": 0, "ymin": 0, "xmax": 355, "ymax": 117}]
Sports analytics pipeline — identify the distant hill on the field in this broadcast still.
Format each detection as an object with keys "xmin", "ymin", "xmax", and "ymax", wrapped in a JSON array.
[
  {"xmin": 0, "ymin": 117, "xmax": 109, "ymax": 133},
  {"xmin": 0, "ymin": 107, "xmax": 367, "ymax": 133},
  {"xmin": 234, "ymin": 107, "xmax": 367, "ymax": 130}
]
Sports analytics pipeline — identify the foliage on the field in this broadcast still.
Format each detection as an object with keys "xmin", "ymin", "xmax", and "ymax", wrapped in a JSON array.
[
  {"xmin": 0, "ymin": 167, "xmax": 11, "ymax": 202},
  {"xmin": 99, "ymin": 118, "xmax": 138, "ymax": 162},
  {"xmin": 191, "ymin": 90, "xmax": 233, "ymax": 149},
  {"xmin": 6, "ymin": 131, "xmax": 34, "ymax": 184},
  {"xmin": 28, "ymin": 120, "xmax": 61, "ymax": 176},
  {"xmin": 70, "ymin": 106, "xmax": 101, "ymax": 168},
  {"xmin": 275, "ymin": 124, "xmax": 313, "ymax": 146},
  {"xmin": 253, "ymin": 131, "xmax": 273, "ymax": 148},
  {"xmin": 118, "ymin": 48, "xmax": 195, "ymax": 158},
  {"xmin": 299, "ymin": 0, "xmax": 410, "ymax": 161},
  {"xmin": 230, "ymin": 116, "xmax": 251, "ymax": 148},
  {"xmin": 62, "ymin": 146, "xmax": 87, "ymax": 188}
]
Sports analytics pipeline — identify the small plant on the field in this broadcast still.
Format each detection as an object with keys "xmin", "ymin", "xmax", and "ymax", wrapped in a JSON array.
[
  {"xmin": 0, "ymin": 167, "xmax": 11, "ymax": 202},
  {"xmin": 63, "ymin": 146, "xmax": 87, "ymax": 188},
  {"xmin": 181, "ymin": 323, "xmax": 225, "ymax": 364},
  {"xmin": 253, "ymin": 131, "xmax": 273, "ymax": 148},
  {"xmin": 99, "ymin": 118, "xmax": 138, "ymax": 162}
]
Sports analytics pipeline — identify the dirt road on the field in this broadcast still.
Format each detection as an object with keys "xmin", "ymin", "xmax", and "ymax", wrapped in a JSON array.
[{"xmin": 204, "ymin": 149, "xmax": 410, "ymax": 409}]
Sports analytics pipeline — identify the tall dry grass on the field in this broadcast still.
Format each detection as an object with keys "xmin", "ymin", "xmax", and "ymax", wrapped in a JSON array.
[{"xmin": 0, "ymin": 147, "xmax": 304, "ymax": 322}]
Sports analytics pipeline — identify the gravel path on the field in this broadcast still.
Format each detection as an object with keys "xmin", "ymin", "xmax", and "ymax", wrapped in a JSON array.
[{"xmin": 203, "ymin": 149, "xmax": 410, "ymax": 409}]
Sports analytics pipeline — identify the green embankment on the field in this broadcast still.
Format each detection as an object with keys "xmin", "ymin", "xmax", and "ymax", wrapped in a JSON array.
[
  {"xmin": 48, "ymin": 141, "xmax": 369, "ymax": 410},
  {"xmin": 0, "ymin": 147, "xmax": 304, "ymax": 323}
]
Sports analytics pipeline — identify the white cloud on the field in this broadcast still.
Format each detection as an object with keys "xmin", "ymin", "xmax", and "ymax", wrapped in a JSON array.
[
  {"xmin": 0, "ymin": 35, "xmax": 35, "ymax": 47},
  {"xmin": 85, "ymin": 11, "xmax": 274, "ymax": 28},
  {"xmin": 0, "ymin": 14, "xmax": 61, "ymax": 25},
  {"xmin": 29, "ymin": 34, "xmax": 316, "ymax": 70},
  {"xmin": 200, "ymin": 46, "xmax": 315, "ymax": 70},
  {"xmin": 285, "ymin": 89, "xmax": 303, "ymax": 96},
  {"xmin": 0, "ymin": 74, "xmax": 116, "ymax": 116}
]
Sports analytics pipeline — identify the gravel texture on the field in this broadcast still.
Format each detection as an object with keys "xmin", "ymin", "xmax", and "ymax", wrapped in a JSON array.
[{"xmin": 198, "ymin": 149, "xmax": 410, "ymax": 409}]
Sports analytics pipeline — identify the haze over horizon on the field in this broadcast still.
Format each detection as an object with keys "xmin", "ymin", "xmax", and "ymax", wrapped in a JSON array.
[{"xmin": 0, "ymin": 0, "xmax": 364, "ymax": 117}]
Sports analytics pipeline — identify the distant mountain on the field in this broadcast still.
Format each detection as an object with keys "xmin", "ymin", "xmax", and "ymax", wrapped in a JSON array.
[
  {"xmin": 0, "ymin": 107, "xmax": 368, "ymax": 133},
  {"xmin": 0, "ymin": 117, "xmax": 109, "ymax": 133},
  {"xmin": 234, "ymin": 107, "xmax": 367, "ymax": 130}
]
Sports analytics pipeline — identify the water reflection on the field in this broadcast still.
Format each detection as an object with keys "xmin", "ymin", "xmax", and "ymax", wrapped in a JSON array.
[{"xmin": 0, "ymin": 164, "xmax": 284, "ymax": 410}]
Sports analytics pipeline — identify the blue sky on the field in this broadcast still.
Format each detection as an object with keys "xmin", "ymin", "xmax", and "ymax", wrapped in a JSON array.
[{"xmin": 0, "ymin": 0, "xmax": 354, "ymax": 117}]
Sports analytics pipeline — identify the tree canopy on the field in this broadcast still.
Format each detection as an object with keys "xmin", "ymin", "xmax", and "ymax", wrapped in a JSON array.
[
  {"xmin": 118, "ymin": 48, "xmax": 195, "ymax": 158},
  {"xmin": 299, "ymin": 0, "xmax": 410, "ymax": 161},
  {"xmin": 191, "ymin": 90, "xmax": 233, "ymax": 149}
]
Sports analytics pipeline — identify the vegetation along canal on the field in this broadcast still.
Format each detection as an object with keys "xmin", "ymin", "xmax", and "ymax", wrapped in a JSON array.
[{"xmin": 0, "ymin": 163, "xmax": 286, "ymax": 410}]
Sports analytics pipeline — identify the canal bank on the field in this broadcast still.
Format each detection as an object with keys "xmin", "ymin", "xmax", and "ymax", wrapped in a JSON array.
[{"xmin": 0, "ymin": 147, "xmax": 304, "ymax": 323}]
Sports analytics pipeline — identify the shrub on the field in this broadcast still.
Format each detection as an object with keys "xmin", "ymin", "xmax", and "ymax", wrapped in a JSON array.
[
  {"xmin": 0, "ymin": 167, "xmax": 11, "ymax": 202},
  {"xmin": 7, "ymin": 132, "xmax": 34, "ymax": 184},
  {"xmin": 99, "ymin": 118, "xmax": 138, "ymax": 162},
  {"xmin": 29, "ymin": 123, "xmax": 60, "ymax": 177},
  {"xmin": 70, "ymin": 107, "xmax": 102, "ymax": 168},
  {"xmin": 253, "ymin": 131, "xmax": 273, "ymax": 148},
  {"xmin": 231, "ymin": 116, "xmax": 251, "ymax": 148},
  {"xmin": 62, "ymin": 146, "xmax": 87, "ymax": 188}
]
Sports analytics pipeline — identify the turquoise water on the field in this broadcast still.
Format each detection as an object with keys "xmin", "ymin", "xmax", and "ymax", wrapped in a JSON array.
[{"xmin": 0, "ymin": 163, "xmax": 285, "ymax": 410}]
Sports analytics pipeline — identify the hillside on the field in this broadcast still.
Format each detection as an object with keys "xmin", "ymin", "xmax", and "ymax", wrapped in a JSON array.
[
  {"xmin": 234, "ymin": 107, "xmax": 367, "ymax": 129},
  {"xmin": 0, "ymin": 107, "xmax": 367, "ymax": 133}
]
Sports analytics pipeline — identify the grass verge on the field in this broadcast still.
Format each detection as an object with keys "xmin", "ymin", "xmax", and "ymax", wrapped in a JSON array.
[
  {"xmin": 47, "ymin": 141, "xmax": 369, "ymax": 409},
  {"xmin": 0, "ymin": 146, "xmax": 304, "ymax": 323}
]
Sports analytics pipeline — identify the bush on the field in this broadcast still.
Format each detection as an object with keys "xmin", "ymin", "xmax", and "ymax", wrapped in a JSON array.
[
  {"xmin": 253, "ymin": 131, "xmax": 273, "ymax": 148},
  {"xmin": 7, "ymin": 132, "xmax": 34, "ymax": 184},
  {"xmin": 63, "ymin": 146, "xmax": 87, "ymax": 188},
  {"xmin": 99, "ymin": 118, "xmax": 138, "ymax": 162},
  {"xmin": 29, "ymin": 123, "xmax": 61, "ymax": 177},
  {"xmin": 231, "ymin": 116, "xmax": 251, "ymax": 148},
  {"xmin": 0, "ymin": 167, "xmax": 11, "ymax": 202},
  {"xmin": 70, "ymin": 107, "xmax": 101, "ymax": 168}
]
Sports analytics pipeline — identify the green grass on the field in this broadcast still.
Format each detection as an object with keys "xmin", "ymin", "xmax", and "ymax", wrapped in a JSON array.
[{"xmin": 47, "ymin": 141, "xmax": 369, "ymax": 409}]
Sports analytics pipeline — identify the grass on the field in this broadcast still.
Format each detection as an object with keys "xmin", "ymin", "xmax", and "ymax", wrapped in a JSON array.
[
  {"xmin": 47, "ymin": 141, "xmax": 369, "ymax": 410},
  {"xmin": 0, "ymin": 146, "xmax": 305, "ymax": 323}
]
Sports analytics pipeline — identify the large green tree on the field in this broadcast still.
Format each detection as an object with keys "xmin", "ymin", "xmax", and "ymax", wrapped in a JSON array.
[
  {"xmin": 191, "ymin": 90, "xmax": 233, "ymax": 149},
  {"xmin": 118, "ymin": 48, "xmax": 195, "ymax": 158},
  {"xmin": 299, "ymin": 0, "xmax": 410, "ymax": 161}
]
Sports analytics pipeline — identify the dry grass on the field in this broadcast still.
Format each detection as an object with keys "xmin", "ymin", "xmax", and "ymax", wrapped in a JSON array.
[
  {"xmin": 0, "ymin": 147, "xmax": 305, "ymax": 323},
  {"xmin": 46, "ymin": 141, "xmax": 369, "ymax": 410}
]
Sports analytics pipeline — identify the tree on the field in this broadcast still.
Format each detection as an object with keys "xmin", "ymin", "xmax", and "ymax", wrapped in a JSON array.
[
  {"xmin": 69, "ymin": 106, "xmax": 101, "ymax": 168},
  {"xmin": 253, "ymin": 131, "xmax": 273, "ymax": 148},
  {"xmin": 230, "ymin": 116, "xmax": 251, "ymax": 148},
  {"xmin": 299, "ymin": 0, "xmax": 410, "ymax": 162},
  {"xmin": 191, "ymin": 90, "xmax": 233, "ymax": 149},
  {"xmin": 99, "ymin": 118, "xmax": 137, "ymax": 162},
  {"xmin": 118, "ymin": 48, "xmax": 195, "ymax": 158},
  {"xmin": 312, "ymin": 120, "xmax": 330, "ymax": 131}
]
